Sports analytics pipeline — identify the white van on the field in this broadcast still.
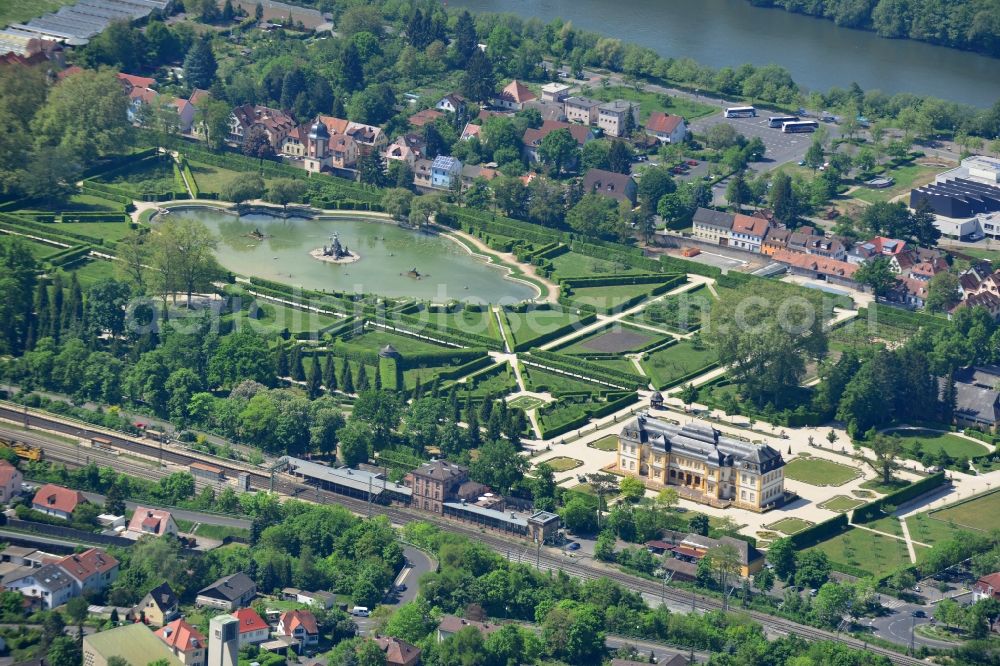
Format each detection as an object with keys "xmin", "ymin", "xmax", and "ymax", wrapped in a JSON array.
[{"xmin": 351, "ymin": 606, "xmax": 370, "ymax": 617}]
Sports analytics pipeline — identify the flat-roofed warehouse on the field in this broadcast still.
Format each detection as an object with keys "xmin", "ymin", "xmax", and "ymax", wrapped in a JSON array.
[
  {"xmin": 283, "ymin": 457, "xmax": 412, "ymax": 504},
  {"xmin": 911, "ymin": 179, "xmax": 1000, "ymax": 218}
]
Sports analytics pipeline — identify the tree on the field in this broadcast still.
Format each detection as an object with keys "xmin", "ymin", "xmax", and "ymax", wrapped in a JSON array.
[
  {"xmin": 754, "ymin": 567, "xmax": 775, "ymax": 592},
  {"xmin": 66, "ymin": 596, "xmax": 89, "ymax": 645},
  {"xmin": 461, "ymin": 49, "xmax": 496, "ymax": 104},
  {"xmin": 337, "ymin": 420, "xmax": 372, "ymax": 467},
  {"xmin": 264, "ymin": 178, "xmax": 307, "ymax": 211},
  {"xmin": 221, "ymin": 172, "xmax": 265, "ymax": 206},
  {"xmin": 804, "ymin": 140, "xmax": 825, "ymax": 170},
  {"xmin": 537, "ymin": 128, "xmax": 579, "ymax": 175},
  {"xmin": 688, "ymin": 513, "xmax": 710, "ymax": 536},
  {"xmin": 409, "ymin": 194, "xmax": 440, "ymax": 229},
  {"xmin": 794, "ymin": 550, "xmax": 831, "ymax": 589},
  {"xmin": 655, "ymin": 487, "xmax": 679, "ymax": 512},
  {"xmin": 183, "ymin": 36, "xmax": 217, "ymax": 89},
  {"xmin": 492, "ymin": 176, "xmax": 528, "ymax": 217},
  {"xmin": 199, "ymin": 98, "xmax": 233, "ymax": 151},
  {"xmin": 383, "ymin": 598, "xmax": 436, "ymax": 644},
  {"xmin": 607, "ymin": 140, "xmax": 633, "ymax": 174},
  {"xmin": 619, "ymin": 475, "xmax": 646, "ymax": 502},
  {"xmin": 32, "ymin": 69, "xmax": 129, "ymax": 166},
  {"xmin": 706, "ymin": 123, "xmax": 740, "ymax": 150},
  {"xmin": 594, "ymin": 530, "xmax": 616, "ymax": 561},
  {"xmin": 867, "ymin": 432, "xmax": 904, "ymax": 484},
  {"xmin": 469, "ymin": 440, "xmax": 527, "ymax": 494},
  {"xmin": 382, "ymin": 188, "xmax": 414, "ymax": 221},
  {"xmin": 813, "ymin": 582, "xmax": 854, "ymax": 628},
  {"xmin": 243, "ymin": 125, "xmax": 274, "ymax": 164},
  {"xmin": 358, "ymin": 151, "xmax": 387, "ymax": 187},
  {"xmin": 46, "ymin": 636, "xmax": 81, "ymax": 666},
  {"xmin": 20, "ymin": 146, "xmax": 80, "ymax": 205},
  {"xmin": 926, "ymin": 272, "xmax": 961, "ymax": 313},
  {"xmin": 566, "ymin": 192, "xmax": 621, "ymax": 240},
  {"xmin": 769, "ymin": 171, "xmax": 801, "ymax": 227},
  {"xmin": 725, "ymin": 171, "xmax": 750, "ymax": 210},
  {"xmin": 707, "ymin": 543, "xmax": 742, "ymax": 600},
  {"xmin": 768, "ymin": 537, "xmax": 797, "ymax": 581},
  {"xmin": 636, "ymin": 166, "xmax": 675, "ymax": 219},
  {"xmin": 451, "ymin": 11, "xmax": 478, "ymax": 65},
  {"xmin": 854, "ymin": 257, "xmax": 898, "ymax": 298},
  {"xmin": 149, "ymin": 215, "xmax": 219, "ymax": 308},
  {"xmin": 561, "ymin": 496, "xmax": 598, "ymax": 534}
]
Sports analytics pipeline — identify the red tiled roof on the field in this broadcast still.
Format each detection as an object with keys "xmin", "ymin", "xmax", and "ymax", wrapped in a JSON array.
[
  {"xmin": 279, "ymin": 609, "xmax": 318, "ymax": 636},
  {"xmin": 157, "ymin": 619, "xmax": 205, "ymax": 652},
  {"xmin": 498, "ymin": 80, "xmax": 536, "ymax": 104},
  {"xmin": 460, "ymin": 123, "xmax": 482, "ymax": 140},
  {"xmin": 129, "ymin": 87, "xmax": 158, "ymax": 105},
  {"xmin": 188, "ymin": 88, "xmax": 211, "ymax": 107},
  {"xmin": 0, "ymin": 460, "xmax": 19, "ymax": 486},
  {"xmin": 773, "ymin": 249, "xmax": 859, "ymax": 279},
  {"xmin": 127, "ymin": 507, "xmax": 173, "ymax": 536},
  {"xmin": 408, "ymin": 108, "xmax": 443, "ymax": 127},
  {"xmin": 57, "ymin": 548, "xmax": 118, "ymax": 582},
  {"xmin": 731, "ymin": 213, "xmax": 770, "ymax": 238},
  {"xmin": 522, "ymin": 119, "xmax": 591, "ymax": 147},
  {"xmin": 232, "ymin": 607, "xmax": 268, "ymax": 634},
  {"xmin": 56, "ymin": 65, "xmax": 83, "ymax": 81},
  {"xmin": 975, "ymin": 572, "xmax": 1000, "ymax": 593},
  {"xmin": 375, "ymin": 636, "xmax": 421, "ymax": 665},
  {"xmin": 117, "ymin": 72, "xmax": 156, "ymax": 90},
  {"xmin": 32, "ymin": 484, "xmax": 85, "ymax": 514},
  {"xmin": 646, "ymin": 112, "xmax": 684, "ymax": 134},
  {"xmin": 437, "ymin": 615, "xmax": 502, "ymax": 636}
]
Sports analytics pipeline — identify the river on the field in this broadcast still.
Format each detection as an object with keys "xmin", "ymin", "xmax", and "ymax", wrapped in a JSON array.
[{"xmin": 448, "ymin": 0, "xmax": 1000, "ymax": 108}]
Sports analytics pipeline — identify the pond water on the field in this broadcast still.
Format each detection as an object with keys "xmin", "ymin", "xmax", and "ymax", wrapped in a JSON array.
[{"xmin": 168, "ymin": 208, "xmax": 538, "ymax": 303}]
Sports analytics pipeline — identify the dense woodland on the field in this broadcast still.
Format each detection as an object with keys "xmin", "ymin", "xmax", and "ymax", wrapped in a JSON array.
[{"xmin": 748, "ymin": 0, "xmax": 1000, "ymax": 57}]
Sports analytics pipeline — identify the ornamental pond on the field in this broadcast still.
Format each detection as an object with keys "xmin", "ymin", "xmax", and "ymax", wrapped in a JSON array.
[{"xmin": 167, "ymin": 207, "xmax": 538, "ymax": 303}]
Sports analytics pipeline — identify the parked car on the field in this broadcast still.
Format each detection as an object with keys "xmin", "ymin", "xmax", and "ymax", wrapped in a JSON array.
[
  {"xmin": 396, "ymin": 584, "xmax": 407, "ymax": 592},
  {"xmin": 686, "ymin": 160, "xmax": 698, "ymax": 166},
  {"xmin": 566, "ymin": 542, "xmax": 581, "ymax": 551},
  {"xmin": 672, "ymin": 167, "xmax": 684, "ymax": 174},
  {"xmin": 912, "ymin": 610, "xmax": 927, "ymax": 618}
]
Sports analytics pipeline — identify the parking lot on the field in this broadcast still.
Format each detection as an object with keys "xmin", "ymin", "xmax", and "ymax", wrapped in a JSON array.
[{"xmin": 689, "ymin": 111, "xmax": 840, "ymax": 174}]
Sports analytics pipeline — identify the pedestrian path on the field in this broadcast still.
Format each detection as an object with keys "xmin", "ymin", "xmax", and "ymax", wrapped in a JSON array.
[{"xmin": 899, "ymin": 517, "xmax": 918, "ymax": 564}]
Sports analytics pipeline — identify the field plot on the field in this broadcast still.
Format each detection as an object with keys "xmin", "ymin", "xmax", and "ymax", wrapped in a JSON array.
[
  {"xmin": 568, "ymin": 283, "xmax": 665, "ymax": 311},
  {"xmin": 540, "ymin": 456, "xmax": 583, "ymax": 472},
  {"xmin": 765, "ymin": 517, "xmax": 814, "ymax": 535},
  {"xmin": 782, "ymin": 458, "xmax": 860, "ymax": 486},
  {"xmin": 930, "ymin": 490, "xmax": 1000, "ymax": 533},
  {"xmin": 806, "ymin": 527, "xmax": 920, "ymax": 578},
  {"xmin": 414, "ymin": 308, "xmax": 500, "ymax": 340},
  {"xmin": 508, "ymin": 396, "xmax": 545, "ymax": 410},
  {"xmin": 341, "ymin": 328, "xmax": 451, "ymax": 354},
  {"xmin": 504, "ymin": 307, "xmax": 586, "ymax": 350},
  {"xmin": 589, "ymin": 435, "xmax": 619, "ymax": 451},
  {"xmin": 629, "ymin": 287, "xmax": 710, "ymax": 333},
  {"xmin": 884, "ymin": 428, "xmax": 989, "ymax": 460},
  {"xmin": 639, "ymin": 340, "xmax": 718, "ymax": 389},
  {"xmin": 818, "ymin": 495, "xmax": 864, "ymax": 513},
  {"xmin": 558, "ymin": 325, "xmax": 660, "ymax": 355},
  {"xmin": 548, "ymin": 251, "xmax": 647, "ymax": 279},
  {"xmin": 95, "ymin": 157, "xmax": 177, "ymax": 195},
  {"xmin": 523, "ymin": 366, "xmax": 604, "ymax": 394}
]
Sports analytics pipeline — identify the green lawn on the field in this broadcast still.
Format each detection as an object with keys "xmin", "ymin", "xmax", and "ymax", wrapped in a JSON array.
[
  {"xmin": 589, "ymin": 85, "xmax": 716, "ymax": 122},
  {"xmin": 340, "ymin": 328, "xmax": 451, "ymax": 354},
  {"xmin": 539, "ymin": 456, "xmax": 583, "ymax": 473},
  {"xmin": 589, "ymin": 434, "xmax": 619, "ymax": 451},
  {"xmin": 782, "ymin": 458, "xmax": 860, "ymax": 486},
  {"xmin": 54, "ymin": 221, "xmax": 134, "ymax": 243},
  {"xmin": 629, "ymin": 286, "xmax": 710, "ymax": 333},
  {"xmin": 569, "ymin": 283, "xmax": 666, "ymax": 311},
  {"xmin": 186, "ymin": 161, "xmax": 247, "ymax": 195},
  {"xmin": 806, "ymin": 526, "xmax": 921, "ymax": 578},
  {"xmin": 931, "ymin": 490, "xmax": 1000, "ymax": 533},
  {"xmin": 851, "ymin": 162, "xmax": 939, "ymax": 204},
  {"xmin": 232, "ymin": 301, "xmax": 343, "ymax": 334},
  {"xmin": 956, "ymin": 246, "xmax": 1000, "ymax": 264},
  {"xmin": 192, "ymin": 523, "xmax": 250, "ymax": 541},
  {"xmin": 412, "ymin": 308, "xmax": 500, "ymax": 340},
  {"xmin": 639, "ymin": 340, "xmax": 718, "ymax": 389},
  {"xmin": 818, "ymin": 495, "xmax": 865, "ymax": 513},
  {"xmin": 522, "ymin": 365, "xmax": 602, "ymax": 393},
  {"xmin": 0, "ymin": 0, "xmax": 74, "ymax": 26},
  {"xmin": 764, "ymin": 517, "xmax": 814, "ymax": 535},
  {"xmin": 95, "ymin": 157, "xmax": 177, "ymax": 195},
  {"xmin": 504, "ymin": 307, "xmax": 584, "ymax": 349},
  {"xmin": 61, "ymin": 194, "xmax": 125, "ymax": 212},
  {"xmin": 508, "ymin": 395, "xmax": 545, "ymax": 410},
  {"xmin": 5, "ymin": 236, "xmax": 63, "ymax": 260},
  {"xmin": 859, "ymin": 478, "xmax": 912, "ymax": 494},
  {"xmin": 67, "ymin": 258, "xmax": 118, "ymax": 288},
  {"xmin": 884, "ymin": 428, "xmax": 989, "ymax": 460},
  {"xmin": 549, "ymin": 251, "xmax": 647, "ymax": 279}
]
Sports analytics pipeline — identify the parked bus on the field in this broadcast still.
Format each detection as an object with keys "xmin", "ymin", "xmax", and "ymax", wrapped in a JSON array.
[
  {"xmin": 724, "ymin": 106, "xmax": 756, "ymax": 118},
  {"xmin": 768, "ymin": 115, "xmax": 799, "ymax": 128},
  {"xmin": 782, "ymin": 120, "xmax": 819, "ymax": 133}
]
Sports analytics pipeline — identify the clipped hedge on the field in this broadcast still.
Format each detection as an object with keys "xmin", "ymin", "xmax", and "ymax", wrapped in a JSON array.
[
  {"xmin": 80, "ymin": 148, "xmax": 159, "ymax": 179},
  {"xmin": 61, "ymin": 212, "xmax": 130, "ymax": 223},
  {"xmin": 45, "ymin": 244, "xmax": 92, "ymax": 267},
  {"xmin": 395, "ymin": 348, "xmax": 488, "ymax": 370},
  {"xmin": 868, "ymin": 302, "xmax": 949, "ymax": 331},
  {"xmin": 81, "ymin": 180, "xmax": 135, "ymax": 202},
  {"xmin": 0, "ymin": 213, "xmax": 105, "ymax": 246},
  {"xmin": 559, "ymin": 273, "xmax": 682, "ymax": 289},
  {"xmin": 852, "ymin": 472, "xmax": 948, "ymax": 524},
  {"xmin": 788, "ymin": 513, "xmax": 849, "ymax": 549},
  {"xmin": 391, "ymin": 313, "xmax": 502, "ymax": 351},
  {"xmin": 525, "ymin": 349, "xmax": 645, "ymax": 389},
  {"xmin": 659, "ymin": 254, "xmax": 722, "ymax": 278}
]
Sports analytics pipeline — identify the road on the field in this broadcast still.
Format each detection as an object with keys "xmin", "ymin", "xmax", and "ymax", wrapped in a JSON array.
[{"xmin": 0, "ymin": 404, "xmax": 927, "ymax": 665}]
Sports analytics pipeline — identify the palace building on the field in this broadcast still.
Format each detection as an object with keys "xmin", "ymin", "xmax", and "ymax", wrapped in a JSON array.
[{"xmin": 616, "ymin": 414, "xmax": 785, "ymax": 512}]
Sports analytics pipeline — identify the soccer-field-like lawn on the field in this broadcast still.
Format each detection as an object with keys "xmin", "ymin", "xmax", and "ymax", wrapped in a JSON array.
[
  {"xmin": 782, "ymin": 458, "xmax": 860, "ymax": 486},
  {"xmin": 931, "ymin": 490, "xmax": 1000, "ymax": 533},
  {"xmin": 806, "ymin": 526, "xmax": 924, "ymax": 578}
]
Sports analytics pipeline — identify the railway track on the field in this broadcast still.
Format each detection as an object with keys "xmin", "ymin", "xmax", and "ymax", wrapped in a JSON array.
[{"xmin": 0, "ymin": 406, "xmax": 927, "ymax": 665}]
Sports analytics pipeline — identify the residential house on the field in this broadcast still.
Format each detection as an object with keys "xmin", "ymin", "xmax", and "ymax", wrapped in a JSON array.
[
  {"xmin": 117, "ymin": 72, "xmax": 156, "ymax": 122},
  {"xmin": 540, "ymin": 82, "xmax": 571, "ymax": 103},
  {"xmin": 430, "ymin": 155, "xmax": 462, "ymax": 190},
  {"xmin": 691, "ymin": 207, "xmax": 734, "ymax": 245},
  {"xmin": 297, "ymin": 590, "xmax": 335, "ymax": 609},
  {"xmin": 413, "ymin": 158, "xmax": 433, "ymax": 190},
  {"xmin": 232, "ymin": 607, "xmax": 269, "ymax": 646},
  {"xmin": 891, "ymin": 277, "xmax": 930, "ymax": 308},
  {"xmin": 803, "ymin": 236, "xmax": 848, "ymax": 261},
  {"xmin": 133, "ymin": 582, "xmax": 180, "ymax": 627},
  {"xmin": 31, "ymin": 483, "xmax": 85, "ymax": 520},
  {"xmin": 761, "ymin": 228, "xmax": 791, "ymax": 256},
  {"xmin": 188, "ymin": 88, "xmax": 212, "ymax": 140},
  {"xmin": 563, "ymin": 96, "xmax": 601, "ymax": 125},
  {"xmin": 374, "ymin": 636, "xmax": 421, "ymax": 666},
  {"xmin": 385, "ymin": 137, "xmax": 418, "ymax": 166},
  {"xmin": 460, "ymin": 164, "xmax": 498, "ymax": 188},
  {"xmin": 4, "ymin": 563, "xmax": 75, "ymax": 609},
  {"xmin": 196, "ymin": 572, "xmax": 257, "ymax": 610},
  {"xmin": 328, "ymin": 132, "xmax": 359, "ymax": 170},
  {"xmin": 435, "ymin": 93, "xmax": 466, "ymax": 114},
  {"xmin": 617, "ymin": 415, "xmax": 785, "ymax": 514},
  {"xmin": 524, "ymin": 97, "xmax": 568, "ymax": 122},
  {"xmin": 959, "ymin": 291, "xmax": 1000, "ymax": 320},
  {"xmin": 957, "ymin": 268, "xmax": 1000, "ymax": 319},
  {"xmin": 952, "ymin": 366, "xmax": 1000, "ymax": 431},
  {"xmin": 494, "ymin": 80, "xmax": 536, "ymax": 110},
  {"xmin": 276, "ymin": 610, "xmax": 319, "ymax": 651},
  {"xmin": 846, "ymin": 236, "xmax": 907, "ymax": 265},
  {"xmin": 208, "ymin": 615, "xmax": 240, "ymax": 666},
  {"xmin": 406, "ymin": 460, "xmax": 469, "ymax": 514},
  {"xmin": 973, "ymin": 572, "xmax": 1000, "ymax": 602},
  {"xmin": 613, "ymin": 656, "xmax": 689, "ymax": 666},
  {"xmin": 646, "ymin": 529, "xmax": 766, "ymax": 577},
  {"xmin": 597, "ymin": 100, "xmax": 634, "ymax": 137},
  {"xmin": 459, "ymin": 122, "xmax": 482, "ymax": 142},
  {"xmin": 436, "ymin": 615, "xmax": 503, "ymax": 642},
  {"xmin": 280, "ymin": 126, "xmax": 308, "ymax": 158},
  {"xmin": 0, "ymin": 546, "xmax": 55, "ymax": 568},
  {"xmin": 729, "ymin": 213, "xmax": 770, "ymax": 253},
  {"xmin": 166, "ymin": 97, "xmax": 197, "ymax": 133},
  {"xmin": 0, "ymin": 460, "xmax": 22, "ymax": 502},
  {"xmin": 229, "ymin": 104, "xmax": 296, "ymax": 150},
  {"xmin": 408, "ymin": 108, "xmax": 443, "ymax": 127},
  {"xmin": 126, "ymin": 507, "xmax": 178, "ymax": 539},
  {"xmin": 583, "ymin": 168, "xmax": 637, "ymax": 205},
  {"xmin": 316, "ymin": 115, "xmax": 386, "ymax": 156},
  {"xmin": 156, "ymin": 619, "xmax": 207, "ymax": 666},
  {"xmin": 521, "ymin": 120, "xmax": 594, "ymax": 164},
  {"xmin": 57, "ymin": 548, "xmax": 119, "ymax": 596},
  {"xmin": 772, "ymin": 249, "xmax": 860, "ymax": 289},
  {"xmin": 83, "ymin": 623, "xmax": 183, "ymax": 666},
  {"xmin": 645, "ymin": 112, "xmax": 687, "ymax": 144}
]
